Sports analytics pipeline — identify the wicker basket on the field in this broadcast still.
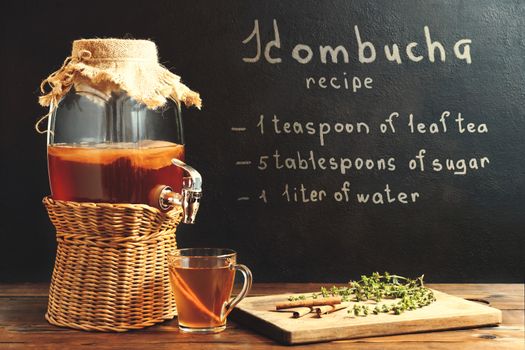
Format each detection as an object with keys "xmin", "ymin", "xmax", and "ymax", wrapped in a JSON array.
[{"xmin": 43, "ymin": 196, "xmax": 182, "ymax": 332}]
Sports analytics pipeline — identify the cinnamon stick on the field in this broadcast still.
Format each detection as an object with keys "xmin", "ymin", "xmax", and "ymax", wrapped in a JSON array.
[
  {"xmin": 274, "ymin": 307, "xmax": 312, "ymax": 318},
  {"xmin": 314, "ymin": 304, "xmax": 348, "ymax": 318},
  {"xmin": 275, "ymin": 296, "xmax": 342, "ymax": 310},
  {"xmin": 293, "ymin": 307, "xmax": 312, "ymax": 318},
  {"xmin": 314, "ymin": 305, "xmax": 335, "ymax": 316}
]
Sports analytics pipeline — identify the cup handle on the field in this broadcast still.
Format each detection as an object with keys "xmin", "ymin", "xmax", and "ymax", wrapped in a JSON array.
[{"xmin": 222, "ymin": 264, "xmax": 253, "ymax": 319}]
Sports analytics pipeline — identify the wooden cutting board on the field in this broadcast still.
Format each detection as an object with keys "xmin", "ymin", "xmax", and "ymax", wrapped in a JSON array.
[{"xmin": 230, "ymin": 289, "xmax": 501, "ymax": 345}]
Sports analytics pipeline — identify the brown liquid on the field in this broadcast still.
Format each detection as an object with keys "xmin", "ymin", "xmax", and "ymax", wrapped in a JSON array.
[
  {"xmin": 47, "ymin": 140, "xmax": 185, "ymax": 206},
  {"xmin": 169, "ymin": 263, "xmax": 235, "ymax": 329}
]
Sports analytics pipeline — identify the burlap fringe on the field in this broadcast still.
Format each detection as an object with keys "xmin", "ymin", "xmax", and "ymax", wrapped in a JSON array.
[{"xmin": 37, "ymin": 39, "xmax": 202, "ymax": 134}]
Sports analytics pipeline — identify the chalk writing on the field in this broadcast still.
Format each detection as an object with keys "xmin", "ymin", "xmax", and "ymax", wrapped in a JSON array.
[
  {"xmin": 232, "ymin": 110, "xmax": 491, "ymax": 205},
  {"xmin": 242, "ymin": 20, "xmax": 472, "ymax": 65},
  {"xmin": 238, "ymin": 20, "xmax": 486, "ymax": 207}
]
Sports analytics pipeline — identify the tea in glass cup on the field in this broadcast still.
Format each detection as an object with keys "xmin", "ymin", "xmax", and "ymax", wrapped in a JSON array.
[{"xmin": 168, "ymin": 248, "xmax": 252, "ymax": 333}]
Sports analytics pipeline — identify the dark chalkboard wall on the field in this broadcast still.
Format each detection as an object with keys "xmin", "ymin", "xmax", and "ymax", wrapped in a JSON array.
[{"xmin": 1, "ymin": 0, "xmax": 523, "ymax": 282}]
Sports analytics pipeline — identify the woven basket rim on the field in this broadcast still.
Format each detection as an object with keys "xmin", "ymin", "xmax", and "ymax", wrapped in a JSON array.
[{"xmin": 43, "ymin": 196, "xmax": 182, "ymax": 214}]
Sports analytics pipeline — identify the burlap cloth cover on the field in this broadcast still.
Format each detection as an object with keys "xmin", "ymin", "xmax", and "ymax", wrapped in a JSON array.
[
  {"xmin": 39, "ymin": 39, "xmax": 200, "ymax": 331},
  {"xmin": 37, "ymin": 38, "xmax": 201, "ymax": 133}
]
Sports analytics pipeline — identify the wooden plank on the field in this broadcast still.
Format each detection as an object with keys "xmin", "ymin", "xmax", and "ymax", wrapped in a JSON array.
[
  {"xmin": 0, "ymin": 284, "xmax": 522, "ymax": 349},
  {"xmin": 0, "ymin": 325, "xmax": 523, "ymax": 350},
  {"xmin": 0, "ymin": 283, "xmax": 50, "ymax": 297},
  {"xmin": 427, "ymin": 284, "xmax": 525, "ymax": 310},
  {"xmin": 502, "ymin": 310, "xmax": 525, "ymax": 325},
  {"xmin": 230, "ymin": 289, "xmax": 502, "ymax": 344}
]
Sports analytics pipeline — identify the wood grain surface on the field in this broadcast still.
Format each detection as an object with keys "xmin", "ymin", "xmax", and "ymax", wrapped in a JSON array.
[
  {"xmin": 231, "ymin": 289, "xmax": 502, "ymax": 344},
  {"xmin": 0, "ymin": 283, "xmax": 523, "ymax": 349}
]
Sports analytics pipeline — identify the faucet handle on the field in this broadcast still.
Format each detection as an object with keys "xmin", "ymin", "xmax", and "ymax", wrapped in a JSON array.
[
  {"xmin": 172, "ymin": 159, "xmax": 202, "ymax": 224},
  {"xmin": 156, "ymin": 159, "xmax": 202, "ymax": 224},
  {"xmin": 172, "ymin": 158, "xmax": 202, "ymax": 191}
]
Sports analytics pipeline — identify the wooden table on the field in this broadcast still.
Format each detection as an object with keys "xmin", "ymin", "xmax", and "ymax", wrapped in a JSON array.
[{"xmin": 0, "ymin": 283, "xmax": 523, "ymax": 349}]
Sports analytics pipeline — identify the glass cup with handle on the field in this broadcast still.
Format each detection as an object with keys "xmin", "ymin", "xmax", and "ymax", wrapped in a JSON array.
[{"xmin": 168, "ymin": 248, "xmax": 253, "ymax": 333}]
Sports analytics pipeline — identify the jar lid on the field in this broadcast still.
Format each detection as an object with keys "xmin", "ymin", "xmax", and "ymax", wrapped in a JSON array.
[{"xmin": 72, "ymin": 39, "xmax": 159, "ymax": 63}]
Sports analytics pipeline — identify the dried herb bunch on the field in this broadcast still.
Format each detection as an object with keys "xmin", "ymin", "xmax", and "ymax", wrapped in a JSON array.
[{"xmin": 288, "ymin": 272, "xmax": 436, "ymax": 317}]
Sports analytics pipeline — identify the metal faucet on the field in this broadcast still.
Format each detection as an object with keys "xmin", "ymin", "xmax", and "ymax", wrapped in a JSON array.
[{"xmin": 158, "ymin": 159, "xmax": 202, "ymax": 224}]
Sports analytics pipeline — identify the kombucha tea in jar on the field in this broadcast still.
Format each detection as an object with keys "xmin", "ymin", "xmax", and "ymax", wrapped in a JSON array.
[
  {"xmin": 40, "ymin": 39, "xmax": 202, "ymax": 216},
  {"xmin": 48, "ymin": 141, "xmax": 185, "ymax": 204},
  {"xmin": 45, "ymin": 86, "xmax": 190, "ymax": 209}
]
